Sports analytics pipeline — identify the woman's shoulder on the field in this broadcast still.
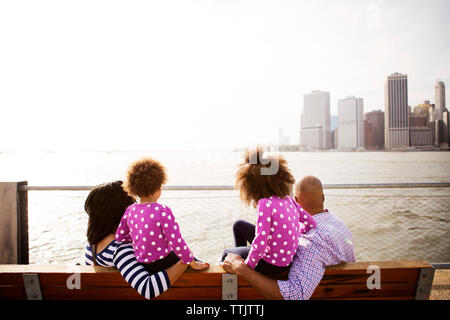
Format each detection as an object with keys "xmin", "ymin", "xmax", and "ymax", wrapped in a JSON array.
[{"xmin": 85, "ymin": 240, "xmax": 119, "ymax": 266}]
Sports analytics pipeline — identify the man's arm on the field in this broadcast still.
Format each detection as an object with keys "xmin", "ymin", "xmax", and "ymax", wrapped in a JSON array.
[{"xmin": 222, "ymin": 253, "xmax": 284, "ymax": 300}]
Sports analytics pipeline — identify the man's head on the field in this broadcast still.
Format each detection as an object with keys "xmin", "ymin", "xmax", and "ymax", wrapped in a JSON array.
[{"xmin": 294, "ymin": 176, "xmax": 325, "ymax": 215}]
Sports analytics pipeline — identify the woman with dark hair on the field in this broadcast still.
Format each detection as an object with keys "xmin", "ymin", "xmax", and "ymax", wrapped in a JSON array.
[{"xmin": 84, "ymin": 181, "xmax": 188, "ymax": 299}]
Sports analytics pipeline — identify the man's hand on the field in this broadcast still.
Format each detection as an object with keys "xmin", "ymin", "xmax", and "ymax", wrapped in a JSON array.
[{"xmin": 222, "ymin": 253, "xmax": 246, "ymax": 275}]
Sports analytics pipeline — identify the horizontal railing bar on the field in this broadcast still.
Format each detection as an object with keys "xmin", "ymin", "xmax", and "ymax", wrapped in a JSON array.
[
  {"xmin": 18, "ymin": 185, "xmax": 235, "ymax": 191},
  {"xmin": 17, "ymin": 182, "xmax": 450, "ymax": 192},
  {"xmin": 431, "ymin": 263, "xmax": 450, "ymax": 269},
  {"xmin": 323, "ymin": 182, "xmax": 450, "ymax": 189}
]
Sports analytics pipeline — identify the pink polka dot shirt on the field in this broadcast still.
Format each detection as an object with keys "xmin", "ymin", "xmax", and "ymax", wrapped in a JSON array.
[
  {"xmin": 245, "ymin": 196, "xmax": 317, "ymax": 269},
  {"xmin": 114, "ymin": 203, "xmax": 194, "ymax": 264}
]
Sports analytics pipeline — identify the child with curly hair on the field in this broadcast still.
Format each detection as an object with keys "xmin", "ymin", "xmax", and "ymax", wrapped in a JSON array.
[
  {"xmin": 222, "ymin": 147, "xmax": 317, "ymax": 275},
  {"xmin": 115, "ymin": 157, "xmax": 209, "ymax": 273}
]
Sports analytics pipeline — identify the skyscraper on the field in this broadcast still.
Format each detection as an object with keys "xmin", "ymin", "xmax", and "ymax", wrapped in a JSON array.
[
  {"xmin": 435, "ymin": 80, "xmax": 446, "ymax": 120},
  {"xmin": 337, "ymin": 96, "xmax": 364, "ymax": 150},
  {"xmin": 385, "ymin": 73, "xmax": 409, "ymax": 149},
  {"xmin": 300, "ymin": 90, "xmax": 330, "ymax": 150},
  {"xmin": 364, "ymin": 110, "xmax": 385, "ymax": 150}
]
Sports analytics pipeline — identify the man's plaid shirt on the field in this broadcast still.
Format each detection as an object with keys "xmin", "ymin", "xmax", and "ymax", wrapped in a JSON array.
[{"xmin": 277, "ymin": 210, "xmax": 355, "ymax": 300}]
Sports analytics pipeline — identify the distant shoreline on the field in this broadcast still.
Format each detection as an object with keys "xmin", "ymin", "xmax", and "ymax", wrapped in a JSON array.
[{"xmin": 1, "ymin": 148, "xmax": 450, "ymax": 154}]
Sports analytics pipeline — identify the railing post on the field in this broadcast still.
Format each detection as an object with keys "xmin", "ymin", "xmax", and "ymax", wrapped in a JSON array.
[{"xmin": 0, "ymin": 181, "xmax": 29, "ymax": 264}]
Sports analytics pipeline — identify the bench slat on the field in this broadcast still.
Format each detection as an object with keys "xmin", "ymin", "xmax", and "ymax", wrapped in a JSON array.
[
  {"xmin": 41, "ymin": 286, "xmax": 145, "ymax": 300},
  {"xmin": 0, "ymin": 285, "xmax": 26, "ymax": 300},
  {"xmin": 154, "ymin": 287, "xmax": 223, "ymax": 300}
]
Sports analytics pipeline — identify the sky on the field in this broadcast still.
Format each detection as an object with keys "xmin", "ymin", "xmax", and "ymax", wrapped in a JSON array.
[{"xmin": 0, "ymin": 0, "xmax": 449, "ymax": 151}]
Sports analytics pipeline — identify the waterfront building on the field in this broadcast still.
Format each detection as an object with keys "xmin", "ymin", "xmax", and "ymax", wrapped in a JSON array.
[
  {"xmin": 410, "ymin": 127, "xmax": 433, "ymax": 146},
  {"xmin": 300, "ymin": 90, "xmax": 331, "ymax": 150},
  {"xmin": 443, "ymin": 111, "xmax": 450, "ymax": 144},
  {"xmin": 429, "ymin": 104, "xmax": 437, "ymax": 122},
  {"xmin": 409, "ymin": 114, "xmax": 428, "ymax": 127},
  {"xmin": 435, "ymin": 80, "xmax": 446, "ymax": 121},
  {"xmin": 278, "ymin": 128, "xmax": 290, "ymax": 146},
  {"xmin": 410, "ymin": 100, "xmax": 434, "ymax": 147},
  {"xmin": 385, "ymin": 73, "xmax": 410, "ymax": 149},
  {"xmin": 330, "ymin": 128, "xmax": 337, "ymax": 149},
  {"xmin": 337, "ymin": 96, "xmax": 364, "ymax": 150},
  {"xmin": 364, "ymin": 110, "xmax": 385, "ymax": 150},
  {"xmin": 330, "ymin": 115, "xmax": 338, "ymax": 149},
  {"xmin": 433, "ymin": 119, "xmax": 448, "ymax": 146},
  {"xmin": 413, "ymin": 100, "xmax": 433, "ymax": 120}
]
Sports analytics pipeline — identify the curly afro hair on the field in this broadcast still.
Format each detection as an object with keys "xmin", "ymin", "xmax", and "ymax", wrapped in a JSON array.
[
  {"xmin": 236, "ymin": 147, "xmax": 295, "ymax": 207},
  {"xmin": 123, "ymin": 157, "xmax": 167, "ymax": 198}
]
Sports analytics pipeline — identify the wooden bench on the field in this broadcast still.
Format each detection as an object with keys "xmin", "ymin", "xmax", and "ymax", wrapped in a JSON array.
[{"xmin": 0, "ymin": 260, "xmax": 434, "ymax": 300}]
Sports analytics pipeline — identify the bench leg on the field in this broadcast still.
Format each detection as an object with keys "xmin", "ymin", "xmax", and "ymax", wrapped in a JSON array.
[
  {"xmin": 222, "ymin": 274, "xmax": 238, "ymax": 300},
  {"xmin": 415, "ymin": 267, "xmax": 435, "ymax": 300},
  {"xmin": 23, "ymin": 273, "xmax": 43, "ymax": 300}
]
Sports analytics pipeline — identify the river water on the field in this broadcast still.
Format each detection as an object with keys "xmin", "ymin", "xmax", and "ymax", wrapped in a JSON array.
[{"xmin": 1, "ymin": 150, "xmax": 449, "ymax": 264}]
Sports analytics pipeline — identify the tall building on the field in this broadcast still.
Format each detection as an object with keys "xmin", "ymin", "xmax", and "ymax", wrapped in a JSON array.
[
  {"xmin": 435, "ymin": 80, "xmax": 446, "ymax": 121},
  {"xmin": 443, "ymin": 111, "xmax": 450, "ymax": 144},
  {"xmin": 385, "ymin": 73, "xmax": 409, "ymax": 149},
  {"xmin": 337, "ymin": 96, "xmax": 364, "ymax": 150},
  {"xmin": 364, "ymin": 110, "xmax": 385, "ymax": 150},
  {"xmin": 300, "ymin": 90, "xmax": 331, "ymax": 149},
  {"xmin": 409, "ymin": 101, "xmax": 433, "ymax": 147}
]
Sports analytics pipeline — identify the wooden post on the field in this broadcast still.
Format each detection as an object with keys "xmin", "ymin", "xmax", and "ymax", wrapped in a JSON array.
[{"xmin": 0, "ymin": 181, "xmax": 28, "ymax": 264}]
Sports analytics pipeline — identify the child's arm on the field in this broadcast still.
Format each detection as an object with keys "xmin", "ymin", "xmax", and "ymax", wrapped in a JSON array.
[
  {"xmin": 114, "ymin": 210, "xmax": 132, "ymax": 243},
  {"xmin": 295, "ymin": 203, "xmax": 317, "ymax": 232},
  {"xmin": 159, "ymin": 206, "xmax": 194, "ymax": 264},
  {"xmin": 245, "ymin": 199, "xmax": 272, "ymax": 269}
]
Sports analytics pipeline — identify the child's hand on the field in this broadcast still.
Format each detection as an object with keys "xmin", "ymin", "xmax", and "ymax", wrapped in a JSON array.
[{"xmin": 189, "ymin": 260, "xmax": 210, "ymax": 271}]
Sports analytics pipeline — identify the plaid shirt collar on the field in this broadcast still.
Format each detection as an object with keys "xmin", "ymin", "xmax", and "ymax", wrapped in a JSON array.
[{"xmin": 310, "ymin": 209, "xmax": 329, "ymax": 223}]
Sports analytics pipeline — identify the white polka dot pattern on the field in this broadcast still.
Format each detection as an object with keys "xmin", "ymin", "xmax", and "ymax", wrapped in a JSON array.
[
  {"xmin": 114, "ymin": 203, "xmax": 194, "ymax": 264},
  {"xmin": 244, "ymin": 196, "xmax": 317, "ymax": 269}
]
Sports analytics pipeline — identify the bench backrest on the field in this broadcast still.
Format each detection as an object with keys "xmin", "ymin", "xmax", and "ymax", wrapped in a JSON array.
[{"xmin": 0, "ymin": 260, "xmax": 434, "ymax": 300}]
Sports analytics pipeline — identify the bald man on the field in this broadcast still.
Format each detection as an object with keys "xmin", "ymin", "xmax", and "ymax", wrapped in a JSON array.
[
  {"xmin": 294, "ymin": 176, "xmax": 325, "ymax": 214},
  {"xmin": 223, "ymin": 176, "xmax": 355, "ymax": 300}
]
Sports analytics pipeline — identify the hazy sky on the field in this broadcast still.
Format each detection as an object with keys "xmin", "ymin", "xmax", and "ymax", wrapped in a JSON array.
[{"xmin": 1, "ymin": 0, "xmax": 449, "ymax": 151}]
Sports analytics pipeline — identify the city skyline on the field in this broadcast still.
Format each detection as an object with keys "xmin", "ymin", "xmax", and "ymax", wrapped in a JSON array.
[
  {"xmin": 1, "ymin": 0, "xmax": 449, "ymax": 151},
  {"xmin": 300, "ymin": 76, "xmax": 448, "ymax": 151}
]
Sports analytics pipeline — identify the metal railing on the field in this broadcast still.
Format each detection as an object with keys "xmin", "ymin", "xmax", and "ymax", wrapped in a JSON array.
[
  {"xmin": 18, "ymin": 182, "xmax": 450, "ymax": 191},
  {"xmin": 5, "ymin": 182, "xmax": 450, "ymax": 266}
]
